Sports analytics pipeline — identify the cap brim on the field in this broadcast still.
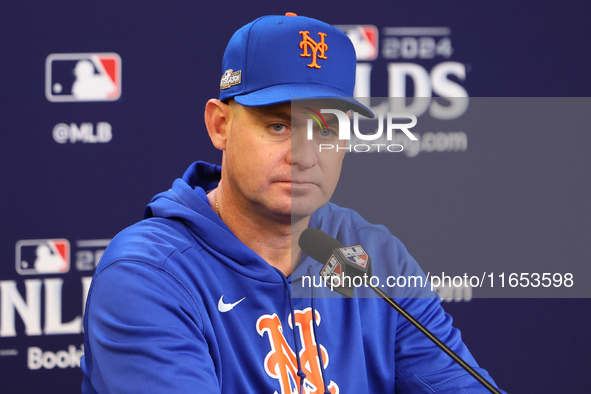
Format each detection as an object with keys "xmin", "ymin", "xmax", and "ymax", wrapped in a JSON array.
[{"xmin": 233, "ymin": 83, "xmax": 374, "ymax": 118}]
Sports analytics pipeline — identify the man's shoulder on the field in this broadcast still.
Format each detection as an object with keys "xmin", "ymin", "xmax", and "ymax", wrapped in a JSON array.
[
  {"xmin": 315, "ymin": 202, "xmax": 395, "ymax": 241},
  {"xmin": 314, "ymin": 202, "xmax": 414, "ymax": 266},
  {"xmin": 96, "ymin": 217, "xmax": 196, "ymax": 274}
]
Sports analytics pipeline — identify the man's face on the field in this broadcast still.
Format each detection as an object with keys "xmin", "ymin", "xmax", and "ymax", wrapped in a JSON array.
[{"xmin": 222, "ymin": 100, "xmax": 346, "ymax": 222}]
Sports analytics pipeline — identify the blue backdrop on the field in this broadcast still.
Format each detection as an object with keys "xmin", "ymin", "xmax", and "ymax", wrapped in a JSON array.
[{"xmin": 1, "ymin": 1, "xmax": 589, "ymax": 392}]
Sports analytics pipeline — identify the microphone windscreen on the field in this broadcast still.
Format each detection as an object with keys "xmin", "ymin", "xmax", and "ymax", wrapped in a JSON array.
[{"xmin": 298, "ymin": 228, "xmax": 344, "ymax": 264}]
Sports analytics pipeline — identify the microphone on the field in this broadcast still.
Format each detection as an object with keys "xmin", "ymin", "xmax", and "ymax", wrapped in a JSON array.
[
  {"xmin": 299, "ymin": 228, "xmax": 372, "ymax": 298},
  {"xmin": 298, "ymin": 228, "xmax": 502, "ymax": 394}
]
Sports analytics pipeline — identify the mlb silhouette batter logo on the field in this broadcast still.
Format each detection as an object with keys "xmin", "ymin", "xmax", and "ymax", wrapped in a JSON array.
[
  {"xmin": 336, "ymin": 25, "xmax": 378, "ymax": 61},
  {"xmin": 257, "ymin": 308, "xmax": 339, "ymax": 394},
  {"xmin": 45, "ymin": 53, "xmax": 121, "ymax": 102},
  {"xmin": 339, "ymin": 245, "xmax": 369, "ymax": 269},
  {"xmin": 15, "ymin": 239, "xmax": 70, "ymax": 275}
]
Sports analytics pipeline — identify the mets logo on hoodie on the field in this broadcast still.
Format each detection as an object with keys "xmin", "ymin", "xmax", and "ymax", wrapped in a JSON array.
[{"xmin": 257, "ymin": 308, "xmax": 339, "ymax": 393}]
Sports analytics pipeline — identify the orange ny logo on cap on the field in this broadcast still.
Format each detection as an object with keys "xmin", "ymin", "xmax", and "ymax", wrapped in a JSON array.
[{"xmin": 299, "ymin": 31, "xmax": 328, "ymax": 69}]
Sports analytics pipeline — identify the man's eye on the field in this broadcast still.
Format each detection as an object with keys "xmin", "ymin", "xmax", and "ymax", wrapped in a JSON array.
[
  {"xmin": 271, "ymin": 124, "xmax": 287, "ymax": 133},
  {"xmin": 317, "ymin": 127, "xmax": 337, "ymax": 139}
]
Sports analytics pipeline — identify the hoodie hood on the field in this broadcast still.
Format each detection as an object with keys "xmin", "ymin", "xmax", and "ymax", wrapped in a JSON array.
[{"xmin": 144, "ymin": 161, "xmax": 289, "ymax": 283}]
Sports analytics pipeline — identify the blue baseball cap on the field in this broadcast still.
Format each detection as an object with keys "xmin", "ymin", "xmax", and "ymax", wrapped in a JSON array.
[{"xmin": 218, "ymin": 13, "xmax": 373, "ymax": 117}]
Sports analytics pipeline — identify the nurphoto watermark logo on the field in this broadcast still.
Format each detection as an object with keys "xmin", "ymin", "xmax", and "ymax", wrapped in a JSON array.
[{"xmin": 303, "ymin": 106, "xmax": 418, "ymax": 153}]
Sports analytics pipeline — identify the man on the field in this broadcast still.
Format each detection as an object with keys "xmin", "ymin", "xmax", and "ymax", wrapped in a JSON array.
[{"xmin": 81, "ymin": 14, "xmax": 504, "ymax": 393}]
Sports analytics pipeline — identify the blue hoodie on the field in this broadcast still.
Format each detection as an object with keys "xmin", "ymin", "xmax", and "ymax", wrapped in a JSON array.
[{"xmin": 81, "ymin": 161, "xmax": 502, "ymax": 393}]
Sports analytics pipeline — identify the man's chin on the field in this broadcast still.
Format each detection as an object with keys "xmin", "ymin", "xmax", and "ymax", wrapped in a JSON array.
[{"xmin": 290, "ymin": 198, "xmax": 325, "ymax": 221}]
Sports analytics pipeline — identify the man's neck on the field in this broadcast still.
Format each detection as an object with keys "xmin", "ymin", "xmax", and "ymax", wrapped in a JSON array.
[{"xmin": 208, "ymin": 187, "xmax": 309, "ymax": 277}]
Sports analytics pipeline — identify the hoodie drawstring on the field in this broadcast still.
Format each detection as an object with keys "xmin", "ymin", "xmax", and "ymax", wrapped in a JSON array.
[
  {"xmin": 308, "ymin": 266, "xmax": 331, "ymax": 394},
  {"xmin": 281, "ymin": 274, "xmax": 307, "ymax": 393}
]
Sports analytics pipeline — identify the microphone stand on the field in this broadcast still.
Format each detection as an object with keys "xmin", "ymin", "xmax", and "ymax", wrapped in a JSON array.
[
  {"xmin": 298, "ymin": 228, "xmax": 503, "ymax": 393},
  {"xmin": 370, "ymin": 285, "xmax": 502, "ymax": 394}
]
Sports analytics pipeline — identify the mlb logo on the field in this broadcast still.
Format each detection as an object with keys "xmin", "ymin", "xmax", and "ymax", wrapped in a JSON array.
[
  {"xmin": 339, "ymin": 245, "xmax": 369, "ymax": 269},
  {"xmin": 320, "ymin": 255, "xmax": 342, "ymax": 277},
  {"xmin": 336, "ymin": 25, "xmax": 378, "ymax": 61},
  {"xmin": 320, "ymin": 255, "xmax": 343, "ymax": 287},
  {"xmin": 45, "ymin": 53, "xmax": 121, "ymax": 102},
  {"xmin": 15, "ymin": 239, "xmax": 71, "ymax": 275}
]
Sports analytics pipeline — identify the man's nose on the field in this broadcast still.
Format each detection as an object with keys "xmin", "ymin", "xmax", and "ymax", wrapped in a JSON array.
[{"xmin": 288, "ymin": 131, "xmax": 317, "ymax": 169}]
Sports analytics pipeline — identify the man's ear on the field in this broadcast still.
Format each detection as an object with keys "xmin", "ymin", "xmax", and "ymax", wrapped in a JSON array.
[{"xmin": 204, "ymin": 99, "xmax": 230, "ymax": 151}]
